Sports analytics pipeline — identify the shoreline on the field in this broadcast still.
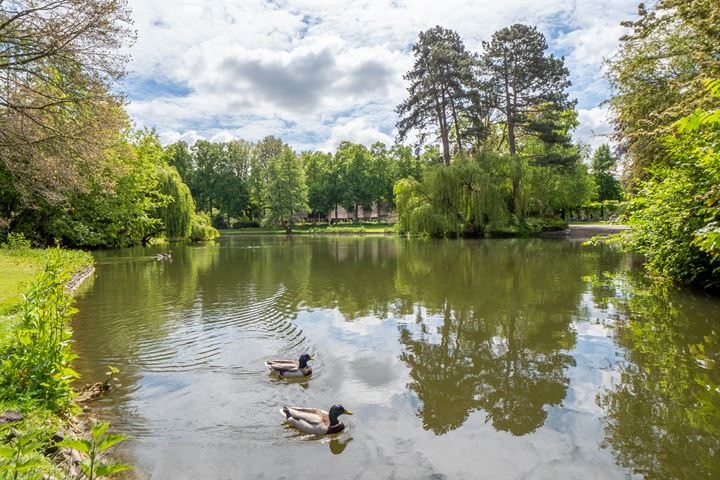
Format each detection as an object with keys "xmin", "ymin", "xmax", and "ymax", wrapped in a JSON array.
[
  {"xmin": 66, "ymin": 265, "xmax": 96, "ymax": 294},
  {"xmin": 568, "ymin": 223, "xmax": 629, "ymax": 238},
  {"xmin": 220, "ymin": 230, "xmax": 396, "ymax": 236},
  {"xmin": 0, "ymin": 248, "xmax": 97, "ymax": 479},
  {"xmin": 220, "ymin": 224, "xmax": 630, "ymax": 239}
]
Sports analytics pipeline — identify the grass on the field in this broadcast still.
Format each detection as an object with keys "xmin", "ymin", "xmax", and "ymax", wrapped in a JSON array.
[
  {"xmin": 220, "ymin": 222, "xmax": 396, "ymax": 235},
  {"xmin": 0, "ymin": 246, "xmax": 94, "ymax": 479},
  {"xmin": 0, "ymin": 247, "xmax": 93, "ymax": 350}
]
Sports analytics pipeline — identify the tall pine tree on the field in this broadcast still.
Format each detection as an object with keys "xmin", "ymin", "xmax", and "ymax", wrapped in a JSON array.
[{"xmin": 396, "ymin": 26, "xmax": 476, "ymax": 165}]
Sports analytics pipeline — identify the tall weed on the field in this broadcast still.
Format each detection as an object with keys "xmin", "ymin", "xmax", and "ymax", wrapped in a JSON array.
[{"xmin": 0, "ymin": 253, "xmax": 79, "ymax": 411}]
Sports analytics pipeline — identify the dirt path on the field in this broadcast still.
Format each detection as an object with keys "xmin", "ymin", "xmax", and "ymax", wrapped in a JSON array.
[{"xmin": 568, "ymin": 224, "xmax": 629, "ymax": 238}]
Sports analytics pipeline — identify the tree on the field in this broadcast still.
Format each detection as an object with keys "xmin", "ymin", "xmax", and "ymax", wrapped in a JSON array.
[
  {"xmin": 215, "ymin": 140, "xmax": 251, "ymax": 223},
  {"xmin": 304, "ymin": 151, "xmax": 336, "ymax": 220},
  {"xmin": 606, "ymin": 0, "xmax": 720, "ymax": 184},
  {"xmin": 591, "ymin": 144, "xmax": 622, "ymax": 208},
  {"xmin": 482, "ymin": 24, "xmax": 574, "ymax": 157},
  {"xmin": 191, "ymin": 141, "xmax": 224, "ymax": 215},
  {"xmin": 263, "ymin": 146, "xmax": 308, "ymax": 230},
  {"xmin": 248, "ymin": 136, "xmax": 284, "ymax": 220},
  {"xmin": 481, "ymin": 24, "xmax": 574, "ymax": 214},
  {"xmin": 613, "ymin": 81, "xmax": 720, "ymax": 287},
  {"xmin": 0, "ymin": 0, "xmax": 134, "ymax": 205},
  {"xmin": 155, "ymin": 166, "xmax": 195, "ymax": 240},
  {"xmin": 368, "ymin": 143, "xmax": 395, "ymax": 216},
  {"xmin": 396, "ymin": 26, "xmax": 476, "ymax": 165},
  {"xmin": 167, "ymin": 141, "xmax": 193, "ymax": 183},
  {"xmin": 336, "ymin": 142, "xmax": 374, "ymax": 221},
  {"xmin": 41, "ymin": 130, "xmax": 167, "ymax": 247}
]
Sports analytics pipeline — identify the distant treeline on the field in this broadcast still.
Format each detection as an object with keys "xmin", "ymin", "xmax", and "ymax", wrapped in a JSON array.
[{"xmin": 165, "ymin": 137, "xmax": 434, "ymax": 228}]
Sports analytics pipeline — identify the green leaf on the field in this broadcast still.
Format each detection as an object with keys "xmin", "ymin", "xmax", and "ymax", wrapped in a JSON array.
[
  {"xmin": 0, "ymin": 446, "xmax": 14, "ymax": 458},
  {"xmin": 62, "ymin": 367, "xmax": 81, "ymax": 379},
  {"xmin": 94, "ymin": 461, "xmax": 132, "ymax": 477},
  {"xmin": 15, "ymin": 459, "xmax": 43, "ymax": 472},
  {"xmin": 79, "ymin": 461, "xmax": 92, "ymax": 476},
  {"xmin": 91, "ymin": 421, "xmax": 109, "ymax": 440},
  {"xmin": 97, "ymin": 433, "xmax": 130, "ymax": 452},
  {"xmin": 58, "ymin": 438, "xmax": 91, "ymax": 454}
]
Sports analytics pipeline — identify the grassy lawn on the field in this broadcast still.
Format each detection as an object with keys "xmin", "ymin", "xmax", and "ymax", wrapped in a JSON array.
[
  {"xmin": 221, "ymin": 222, "xmax": 396, "ymax": 235},
  {"xmin": 0, "ymin": 248, "xmax": 93, "ymax": 349}
]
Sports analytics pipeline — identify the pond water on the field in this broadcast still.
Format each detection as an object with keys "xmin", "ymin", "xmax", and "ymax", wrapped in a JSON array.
[{"xmin": 71, "ymin": 236, "xmax": 720, "ymax": 480}]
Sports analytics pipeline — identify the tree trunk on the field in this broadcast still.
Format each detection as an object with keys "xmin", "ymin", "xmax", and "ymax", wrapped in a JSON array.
[
  {"xmin": 503, "ymin": 71, "xmax": 516, "ymax": 156},
  {"xmin": 447, "ymin": 90, "xmax": 464, "ymax": 156},
  {"xmin": 435, "ymin": 94, "xmax": 451, "ymax": 165}
]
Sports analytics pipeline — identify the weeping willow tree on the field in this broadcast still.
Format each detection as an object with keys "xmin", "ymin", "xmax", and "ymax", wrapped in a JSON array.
[
  {"xmin": 395, "ymin": 152, "xmax": 511, "ymax": 236},
  {"xmin": 155, "ymin": 165, "xmax": 195, "ymax": 240}
]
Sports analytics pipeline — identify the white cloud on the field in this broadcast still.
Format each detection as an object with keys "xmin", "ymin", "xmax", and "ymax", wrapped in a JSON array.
[
  {"xmin": 573, "ymin": 107, "xmax": 613, "ymax": 150},
  {"xmin": 125, "ymin": 0, "xmax": 638, "ymax": 151},
  {"xmin": 321, "ymin": 117, "xmax": 394, "ymax": 152}
]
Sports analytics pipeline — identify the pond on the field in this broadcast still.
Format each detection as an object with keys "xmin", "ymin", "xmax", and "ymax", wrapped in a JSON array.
[{"xmin": 71, "ymin": 236, "xmax": 720, "ymax": 479}]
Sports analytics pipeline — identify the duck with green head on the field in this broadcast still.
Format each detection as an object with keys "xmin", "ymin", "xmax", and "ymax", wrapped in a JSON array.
[
  {"xmin": 265, "ymin": 353, "xmax": 314, "ymax": 378},
  {"xmin": 280, "ymin": 404, "xmax": 353, "ymax": 435}
]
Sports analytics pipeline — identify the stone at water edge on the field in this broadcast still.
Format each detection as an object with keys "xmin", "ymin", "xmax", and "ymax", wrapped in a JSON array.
[{"xmin": 0, "ymin": 410, "xmax": 23, "ymax": 426}]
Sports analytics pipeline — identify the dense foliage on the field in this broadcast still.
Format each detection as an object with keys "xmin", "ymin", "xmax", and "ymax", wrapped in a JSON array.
[
  {"xmin": 0, "ymin": 254, "xmax": 80, "ymax": 411},
  {"xmin": 591, "ymin": 144, "xmax": 623, "ymax": 205},
  {"xmin": 395, "ymin": 152, "xmax": 593, "ymax": 236},
  {"xmin": 607, "ymin": 0, "xmax": 720, "ymax": 288},
  {"xmin": 393, "ymin": 24, "xmax": 599, "ymax": 235},
  {"xmin": 0, "ymin": 1, "xmax": 216, "ymax": 247},
  {"xmin": 168, "ymin": 137, "xmax": 425, "ymax": 227},
  {"xmin": 615, "ymin": 81, "xmax": 720, "ymax": 287},
  {"xmin": 607, "ymin": 0, "xmax": 720, "ymax": 185}
]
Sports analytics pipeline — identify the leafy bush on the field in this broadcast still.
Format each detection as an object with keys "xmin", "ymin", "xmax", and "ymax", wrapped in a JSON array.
[
  {"xmin": 231, "ymin": 221, "xmax": 261, "ymax": 229},
  {"xmin": 0, "ymin": 254, "xmax": 79, "ymax": 410},
  {"xmin": 2, "ymin": 232, "xmax": 31, "ymax": 250},
  {"xmin": 615, "ymin": 80, "xmax": 720, "ymax": 287},
  {"xmin": 189, "ymin": 212, "xmax": 219, "ymax": 241}
]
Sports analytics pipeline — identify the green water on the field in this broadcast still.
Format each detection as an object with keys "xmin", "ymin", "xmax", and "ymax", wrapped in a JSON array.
[{"xmin": 71, "ymin": 236, "xmax": 720, "ymax": 479}]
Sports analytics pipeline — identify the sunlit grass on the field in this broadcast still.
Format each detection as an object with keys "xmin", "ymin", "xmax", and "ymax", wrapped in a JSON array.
[
  {"xmin": 0, "ymin": 248, "xmax": 93, "ymax": 350},
  {"xmin": 220, "ymin": 222, "xmax": 396, "ymax": 235}
]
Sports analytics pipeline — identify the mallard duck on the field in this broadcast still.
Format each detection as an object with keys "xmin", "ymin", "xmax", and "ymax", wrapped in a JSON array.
[
  {"xmin": 156, "ymin": 250, "xmax": 172, "ymax": 260},
  {"xmin": 280, "ymin": 405, "xmax": 353, "ymax": 435},
  {"xmin": 265, "ymin": 353, "xmax": 313, "ymax": 378}
]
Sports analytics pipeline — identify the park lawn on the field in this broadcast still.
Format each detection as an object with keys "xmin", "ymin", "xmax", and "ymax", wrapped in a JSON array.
[
  {"xmin": 220, "ymin": 222, "xmax": 396, "ymax": 235},
  {"xmin": 0, "ymin": 248, "xmax": 93, "ymax": 349}
]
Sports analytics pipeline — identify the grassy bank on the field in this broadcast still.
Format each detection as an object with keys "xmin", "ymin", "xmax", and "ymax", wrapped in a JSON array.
[
  {"xmin": 221, "ymin": 218, "xmax": 573, "ymax": 238},
  {"xmin": 0, "ymin": 247, "xmax": 92, "ymax": 350},
  {"xmin": 0, "ymin": 244, "xmax": 98, "ymax": 478}
]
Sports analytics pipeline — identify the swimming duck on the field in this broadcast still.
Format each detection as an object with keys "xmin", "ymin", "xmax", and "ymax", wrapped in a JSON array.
[
  {"xmin": 265, "ymin": 353, "xmax": 313, "ymax": 378},
  {"xmin": 280, "ymin": 405, "xmax": 353, "ymax": 435},
  {"xmin": 156, "ymin": 250, "xmax": 172, "ymax": 260}
]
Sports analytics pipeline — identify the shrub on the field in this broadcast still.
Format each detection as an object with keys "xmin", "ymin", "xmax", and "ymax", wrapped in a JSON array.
[
  {"xmin": 2, "ymin": 232, "xmax": 32, "ymax": 250},
  {"xmin": 189, "ymin": 212, "xmax": 219, "ymax": 241}
]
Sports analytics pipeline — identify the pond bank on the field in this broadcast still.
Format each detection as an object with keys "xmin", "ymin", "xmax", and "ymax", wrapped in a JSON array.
[
  {"xmin": 0, "ymin": 247, "xmax": 98, "ymax": 479},
  {"xmin": 568, "ymin": 223, "xmax": 629, "ymax": 238}
]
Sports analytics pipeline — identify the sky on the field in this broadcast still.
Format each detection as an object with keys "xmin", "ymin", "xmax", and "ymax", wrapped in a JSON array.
[{"xmin": 123, "ymin": 0, "xmax": 639, "ymax": 152}]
